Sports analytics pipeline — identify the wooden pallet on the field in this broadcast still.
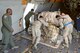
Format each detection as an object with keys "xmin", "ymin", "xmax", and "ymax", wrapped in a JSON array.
[
  {"xmin": 21, "ymin": 36, "xmax": 59, "ymax": 53},
  {"xmin": 21, "ymin": 35, "xmax": 59, "ymax": 48}
]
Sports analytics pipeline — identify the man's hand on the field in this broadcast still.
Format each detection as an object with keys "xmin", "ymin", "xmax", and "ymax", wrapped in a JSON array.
[
  {"xmin": 63, "ymin": 27, "xmax": 65, "ymax": 29},
  {"xmin": 35, "ymin": 13, "xmax": 38, "ymax": 15},
  {"xmin": 11, "ymin": 28, "xmax": 14, "ymax": 32}
]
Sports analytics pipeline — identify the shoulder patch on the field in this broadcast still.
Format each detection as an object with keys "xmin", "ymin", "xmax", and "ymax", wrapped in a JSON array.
[{"xmin": 4, "ymin": 16, "xmax": 7, "ymax": 19}]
